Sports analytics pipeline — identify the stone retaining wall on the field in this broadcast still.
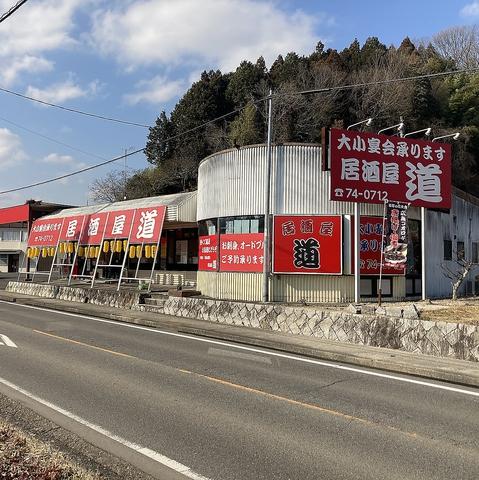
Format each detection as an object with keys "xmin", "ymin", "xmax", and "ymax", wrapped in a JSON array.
[
  {"xmin": 6, "ymin": 281, "xmax": 143, "ymax": 309},
  {"xmin": 155, "ymin": 297, "xmax": 479, "ymax": 362},
  {"xmin": 7, "ymin": 281, "xmax": 479, "ymax": 362}
]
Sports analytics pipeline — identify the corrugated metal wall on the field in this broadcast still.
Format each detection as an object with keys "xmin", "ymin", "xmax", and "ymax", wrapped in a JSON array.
[
  {"xmin": 197, "ymin": 271, "xmax": 263, "ymax": 302},
  {"xmin": 198, "ymin": 144, "xmax": 420, "ymax": 220},
  {"xmin": 426, "ymin": 194, "xmax": 479, "ymax": 298}
]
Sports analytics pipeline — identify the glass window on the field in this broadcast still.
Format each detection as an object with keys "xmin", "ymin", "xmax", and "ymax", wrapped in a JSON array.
[
  {"xmin": 360, "ymin": 278, "xmax": 373, "ymax": 296},
  {"xmin": 457, "ymin": 241, "xmax": 465, "ymax": 261},
  {"xmin": 219, "ymin": 216, "xmax": 265, "ymax": 234},
  {"xmin": 199, "ymin": 219, "xmax": 217, "ymax": 236},
  {"xmin": 473, "ymin": 242, "xmax": 479, "ymax": 263},
  {"xmin": 443, "ymin": 239, "xmax": 452, "ymax": 260}
]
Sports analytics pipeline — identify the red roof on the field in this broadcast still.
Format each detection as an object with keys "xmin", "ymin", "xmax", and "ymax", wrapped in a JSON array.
[{"xmin": 0, "ymin": 204, "xmax": 30, "ymax": 225}]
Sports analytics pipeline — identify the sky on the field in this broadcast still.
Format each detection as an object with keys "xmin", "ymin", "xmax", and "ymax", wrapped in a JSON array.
[{"xmin": 0, "ymin": 0, "xmax": 477, "ymax": 208}]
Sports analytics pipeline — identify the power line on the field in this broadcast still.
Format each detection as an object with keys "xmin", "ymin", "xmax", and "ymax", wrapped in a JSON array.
[
  {"xmin": 0, "ymin": 115, "xmax": 107, "ymax": 161},
  {"xmin": 1, "ymin": 66, "xmax": 478, "ymax": 196},
  {"xmin": 0, "ymin": 148, "xmax": 145, "ymax": 195},
  {"xmin": 0, "ymin": 0, "xmax": 29, "ymax": 24},
  {"xmin": 0, "ymin": 85, "xmax": 150, "ymax": 128},
  {"xmin": 281, "ymin": 67, "xmax": 479, "ymax": 97}
]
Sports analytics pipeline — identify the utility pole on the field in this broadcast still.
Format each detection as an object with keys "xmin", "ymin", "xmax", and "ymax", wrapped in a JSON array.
[
  {"xmin": 262, "ymin": 89, "xmax": 273, "ymax": 303},
  {"xmin": 123, "ymin": 148, "xmax": 127, "ymax": 201}
]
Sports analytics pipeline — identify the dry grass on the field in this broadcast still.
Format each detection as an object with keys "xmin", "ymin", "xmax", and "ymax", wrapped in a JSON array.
[
  {"xmin": 0, "ymin": 419, "xmax": 98, "ymax": 479},
  {"xmin": 419, "ymin": 302, "xmax": 479, "ymax": 325}
]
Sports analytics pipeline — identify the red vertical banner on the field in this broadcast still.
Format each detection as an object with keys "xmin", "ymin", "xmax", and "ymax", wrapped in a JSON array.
[
  {"xmin": 219, "ymin": 233, "xmax": 264, "ymax": 272},
  {"xmin": 199, "ymin": 235, "xmax": 218, "ymax": 271},
  {"xmin": 273, "ymin": 215, "xmax": 342, "ymax": 274},
  {"xmin": 354, "ymin": 216, "xmax": 405, "ymax": 275}
]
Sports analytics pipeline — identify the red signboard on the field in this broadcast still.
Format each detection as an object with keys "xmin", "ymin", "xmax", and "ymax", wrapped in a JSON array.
[
  {"xmin": 59, "ymin": 216, "xmax": 85, "ymax": 242},
  {"xmin": 352, "ymin": 216, "xmax": 404, "ymax": 275},
  {"xmin": 273, "ymin": 215, "xmax": 342, "ymax": 274},
  {"xmin": 28, "ymin": 218, "xmax": 64, "ymax": 247},
  {"xmin": 0, "ymin": 204, "xmax": 30, "ymax": 225},
  {"xmin": 130, "ymin": 206, "xmax": 166, "ymax": 243},
  {"xmin": 103, "ymin": 209, "xmax": 135, "ymax": 239},
  {"xmin": 199, "ymin": 235, "xmax": 218, "ymax": 271},
  {"xmin": 219, "ymin": 233, "xmax": 264, "ymax": 272},
  {"xmin": 80, "ymin": 212, "xmax": 109, "ymax": 245},
  {"xmin": 330, "ymin": 128, "xmax": 452, "ymax": 208}
]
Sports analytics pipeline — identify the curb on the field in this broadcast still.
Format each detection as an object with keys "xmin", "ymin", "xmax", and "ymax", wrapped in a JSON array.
[{"xmin": 1, "ymin": 292, "xmax": 478, "ymax": 389}]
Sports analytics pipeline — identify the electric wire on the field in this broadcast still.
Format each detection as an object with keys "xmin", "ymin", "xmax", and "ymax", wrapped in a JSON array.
[
  {"xmin": 1, "ymin": 66, "xmax": 478, "ymax": 196},
  {"xmin": 0, "ymin": 0, "xmax": 29, "ymax": 24},
  {"xmin": 0, "ymin": 85, "xmax": 150, "ymax": 128}
]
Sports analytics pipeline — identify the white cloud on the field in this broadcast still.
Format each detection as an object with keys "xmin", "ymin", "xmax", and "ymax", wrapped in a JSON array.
[
  {"xmin": 0, "ymin": 0, "xmax": 84, "ymax": 86},
  {"xmin": 90, "ymin": 0, "xmax": 322, "ymax": 72},
  {"xmin": 461, "ymin": 2, "xmax": 479, "ymax": 16},
  {"xmin": 0, "ymin": 128, "xmax": 27, "ymax": 170},
  {"xmin": 25, "ymin": 79, "xmax": 99, "ymax": 104},
  {"xmin": 124, "ymin": 76, "xmax": 186, "ymax": 105},
  {"xmin": 41, "ymin": 153, "xmax": 86, "ymax": 169},
  {"xmin": 0, "ymin": 55, "xmax": 54, "ymax": 87}
]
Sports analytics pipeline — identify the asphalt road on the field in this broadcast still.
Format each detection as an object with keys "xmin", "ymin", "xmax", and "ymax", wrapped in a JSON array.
[{"xmin": 0, "ymin": 300, "xmax": 478, "ymax": 480}]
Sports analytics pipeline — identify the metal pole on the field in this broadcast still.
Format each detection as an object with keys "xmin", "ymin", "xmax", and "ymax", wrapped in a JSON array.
[
  {"xmin": 68, "ymin": 216, "xmax": 86, "ymax": 286},
  {"xmin": 47, "ymin": 218, "xmax": 65, "ymax": 284},
  {"xmin": 117, "ymin": 210, "xmax": 137, "ymax": 291},
  {"xmin": 354, "ymin": 202, "xmax": 361, "ymax": 303},
  {"xmin": 262, "ymin": 89, "xmax": 273, "ymax": 303},
  {"xmin": 378, "ymin": 200, "xmax": 388, "ymax": 306},
  {"xmin": 421, "ymin": 206, "xmax": 426, "ymax": 300},
  {"xmin": 91, "ymin": 212, "xmax": 110, "ymax": 288},
  {"xmin": 147, "ymin": 211, "xmax": 165, "ymax": 293}
]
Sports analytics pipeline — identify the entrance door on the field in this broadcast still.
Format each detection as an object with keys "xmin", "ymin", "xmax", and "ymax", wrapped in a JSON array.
[{"xmin": 8, "ymin": 254, "xmax": 19, "ymax": 273}]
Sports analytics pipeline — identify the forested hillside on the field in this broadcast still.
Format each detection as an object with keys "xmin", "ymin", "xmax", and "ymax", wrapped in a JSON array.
[{"xmin": 91, "ymin": 26, "xmax": 479, "ymax": 201}]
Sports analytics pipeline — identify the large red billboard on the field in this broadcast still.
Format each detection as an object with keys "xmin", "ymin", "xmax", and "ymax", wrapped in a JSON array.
[
  {"xmin": 329, "ymin": 128, "xmax": 452, "ymax": 208},
  {"xmin": 352, "ymin": 216, "xmax": 405, "ymax": 275},
  {"xmin": 273, "ymin": 215, "xmax": 342, "ymax": 274},
  {"xmin": 199, "ymin": 235, "xmax": 218, "ymax": 271},
  {"xmin": 80, "ymin": 212, "xmax": 109, "ymax": 245},
  {"xmin": 219, "ymin": 233, "xmax": 264, "ymax": 272}
]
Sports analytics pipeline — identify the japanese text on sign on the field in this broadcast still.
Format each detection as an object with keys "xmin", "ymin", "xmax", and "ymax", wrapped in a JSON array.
[
  {"xmin": 330, "ymin": 128, "xmax": 451, "ymax": 208},
  {"xmin": 199, "ymin": 235, "xmax": 218, "ymax": 271},
  {"xmin": 219, "ymin": 233, "xmax": 264, "ymax": 272},
  {"xmin": 273, "ymin": 215, "xmax": 342, "ymax": 274}
]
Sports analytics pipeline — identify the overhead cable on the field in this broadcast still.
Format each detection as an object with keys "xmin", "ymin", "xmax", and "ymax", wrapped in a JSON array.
[{"xmin": 0, "ymin": 0, "xmax": 29, "ymax": 24}]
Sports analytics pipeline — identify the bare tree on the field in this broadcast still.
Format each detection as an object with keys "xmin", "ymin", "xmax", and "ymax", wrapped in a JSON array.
[
  {"xmin": 441, "ymin": 258, "xmax": 477, "ymax": 301},
  {"xmin": 89, "ymin": 170, "xmax": 130, "ymax": 203},
  {"xmin": 432, "ymin": 25, "xmax": 479, "ymax": 68}
]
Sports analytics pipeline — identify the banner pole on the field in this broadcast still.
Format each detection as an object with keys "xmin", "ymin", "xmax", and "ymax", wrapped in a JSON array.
[
  {"xmin": 354, "ymin": 202, "xmax": 360, "ymax": 303},
  {"xmin": 117, "ymin": 210, "xmax": 137, "ymax": 291},
  {"xmin": 48, "ymin": 218, "xmax": 65, "ymax": 284},
  {"xmin": 68, "ymin": 216, "xmax": 86, "ymax": 286},
  {"xmin": 148, "ymin": 212, "xmax": 165, "ymax": 293},
  {"xmin": 421, "ymin": 206, "xmax": 426, "ymax": 300},
  {"xmin": 378, "ymin": 200, "xmax": 388, "ymax": 306},
  {"xmin": 91, "ymin": 212, "xmax": 110, "ymax": 289}
]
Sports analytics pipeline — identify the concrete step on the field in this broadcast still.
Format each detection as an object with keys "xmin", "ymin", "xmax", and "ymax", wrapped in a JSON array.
[
  {"xmin": 143, "ymin": 297, "xmax": 166, "ymax": 306},
  {"xmin": 140, "ymin": 304, "xmax": 165, "ymax": 314}
]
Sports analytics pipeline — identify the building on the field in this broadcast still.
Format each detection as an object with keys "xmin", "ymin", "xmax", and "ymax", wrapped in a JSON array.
[
  {"xmin": 0, "ymin": 200, "xmax": 73, "ymax": 273},
  {"xmin": 196, "ymin": 143, "xmax": 479, "ymax": 302}
]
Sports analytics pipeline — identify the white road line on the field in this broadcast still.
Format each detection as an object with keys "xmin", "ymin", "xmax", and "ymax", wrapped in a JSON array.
[
  {"xmin": 1, "ymin": 300, "xmax": 479, "ymax": 398},
  {"xmin": 0, "ymin": 375, "xmax": 210, "ymax": 480},
  {"xmin": 0, "ymin": 334, "xmax": 17, "ymax": 348}
]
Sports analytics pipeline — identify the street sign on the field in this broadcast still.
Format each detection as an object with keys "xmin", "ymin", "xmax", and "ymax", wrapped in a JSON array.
[{"xmin": 330, "ymin": 128, "xmax": 452, "ymax": 208}]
